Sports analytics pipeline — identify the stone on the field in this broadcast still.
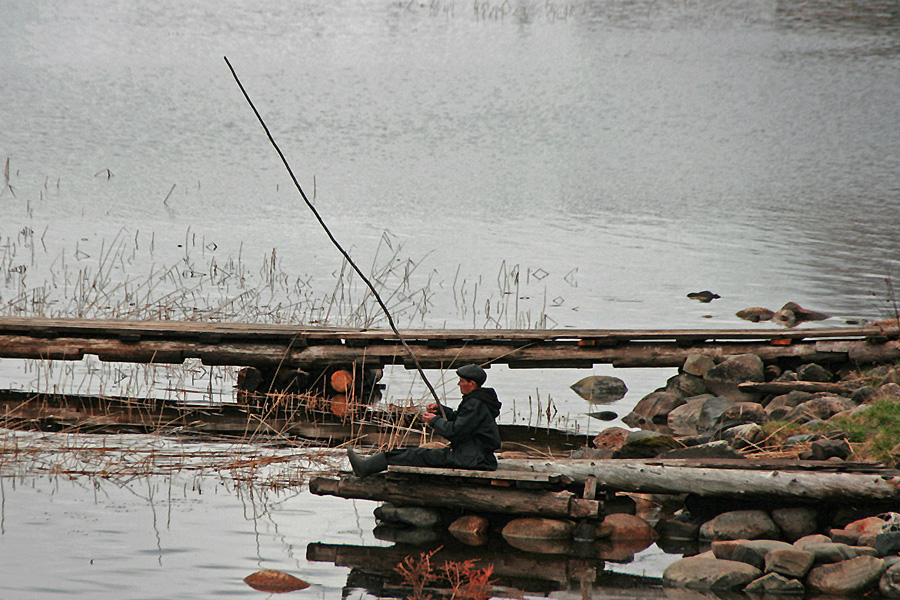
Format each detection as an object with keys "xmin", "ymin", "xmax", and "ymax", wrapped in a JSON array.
[
  {"xmin": 765, "ymin": 391, "xmax": 813, "ymax": 419},
  {"xmin": 731, "ymin": 539, "xmax": 794, "ymax": 569},
  {"xmin": 667, "ymin": 396, "xmax": 714, "ymax": 436},
  {"xmin": 793, "ymin": 534, "xmax": 832, "ymax": 549},
  {"xmin": 880, "ymin": 562, "xmax": 900, "ymax": 598},
  {"xmin": 683, "ymin": 353, "xmax": 717, "ymax": 377},
  {"xmin": 714, "ymin": 402, "xmax": 768, "ymax": 431},
  {"xmin": 448, "ymin": 515, "xmax": 490, "ymax": 546},
  {"xmin": 592, "ymin": 426, "xmax": 631, "ymax": 451},
  {"xmin": 703, "ymin": 354, "xmax": 765, "ymax": 402},
  {"xmin": 806, "ymin": 555, "xmax": 886, "ymax": 595},
  {"xmin": 603, "ymin": 513, "xmax": 659, "ymax": 542},
  {"xmin": 659, "ymin": 440, "xmax": 744, "ymax": 460},
  {"xmin": 744, "ymin": 572, "xmax": 805, "ymax": 594},
  {"xmin": 612, "ymin": 430, "xmax": 681, "ymax": 459},
  {"xmin": 374, "ymin": 503, "xmax": 442, "ymax": 528},
  {"xmin": 765, "ymin": 548, "xmax": 816, "ymax": 578},
  {"xmin": 810, "ymin": 438, "xmax": 852, "ymax": 460},
  {"xmin": 802, "ymin": 542, "xmax": 876, "ymax": 564},
  {"xmin": 622, "ymin": 390, "xmax": 687, "ymax": 428},
  {"xmin": 850, "ymin": 386, "xmax": 876, "ymax": 404},
  {"xmin": 772, "ymin": 302, "xmax": 830, "ymax": 328},
  {"xmin": 836, "ymin": 516, "xmax": 890, "ymax": 544},
  {"xmin": 374, "ymin": 524, "xmax": 442, "ymax": 545},
  {"xmin": 874, "ymin": 532, "xmax": 900, "ymax": 557},
  {"xmin": 782, "ymin": 396, "xmax": 855, "ymax": 424},
  {"xmin": 699, "ymin": 510, "xmax": 781, "ymax": 541},
  {"xmin": 884, "ymin": 367, "xmax": 900, "ymax": 386},
  {"xmin": 662, "ymin": 556, "xmax": 761, "ymax": 590},
  {"xmin": 736, "ymin": 307, "xmax": 775, "ymax": 322},
  {"xmin": 696, "ymin": 396, "xmax": 739, "ymax": 435},
  {"xmin": 667, "ymin": 373, "xmax": 708, "ymax": 398},
  {"xmin": 797, "ymin": 363, "xmax": 833, "ymax": 382},
  {"xmin": 718, "ymin": 423, "xmax": 765, "ymax": 449},
  {"xmin": 656, "ymin": 518, "xmax": 701, "ymax": 541},
  {"xmin": 879, "ymin": 382, "xmax": 900, "ymax": 401},
  {"xmin": 771, "ymin": 507, "xmax": 818, "ymax": 543},
  {"xmin": 570, "ymin": 375, "xmax": 627, "ymax": 403},
  {"xmin": 243, "ymin": 570, "xmax": 310, "ymax": 593}
]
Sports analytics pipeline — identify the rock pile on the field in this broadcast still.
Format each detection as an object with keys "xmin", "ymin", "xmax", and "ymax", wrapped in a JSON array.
[
  {"xmin": 663, "ymin": 511, "xmax": 900, "ymax": 597},
  {"xmin": 615, "ymin": 351, "xmax": 900, "ymax": 461}
]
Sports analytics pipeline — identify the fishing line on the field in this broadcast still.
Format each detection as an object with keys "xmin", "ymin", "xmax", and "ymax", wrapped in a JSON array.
[{"xmin": 224, "ymin": 57, "xmax": 446, "ymax": 415}]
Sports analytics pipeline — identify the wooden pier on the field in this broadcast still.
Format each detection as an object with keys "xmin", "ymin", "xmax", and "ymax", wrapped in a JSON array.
[{"xmin": 0, "ymin": 316, "xmax": 897, "ymax": 371}]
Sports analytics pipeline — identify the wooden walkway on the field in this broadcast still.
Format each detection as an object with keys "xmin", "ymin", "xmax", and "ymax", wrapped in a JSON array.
[{"xmin": 0, "ymin": 316, "xmax": 897, "ymax": 371}]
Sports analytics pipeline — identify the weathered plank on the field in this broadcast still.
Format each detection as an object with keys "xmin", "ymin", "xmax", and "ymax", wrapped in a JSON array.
[
  {"xmin": 385, "ymin": 464, "xmax": 572, "ymax": 485},
  {"xmin": 497, "ymin": 458, "xmax": 900, "ymax": 501}
]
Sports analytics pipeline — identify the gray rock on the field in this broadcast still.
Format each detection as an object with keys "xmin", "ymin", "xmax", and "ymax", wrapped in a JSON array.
[
  {"xmin": 660, "ymin": 440, "xmax": 744, "ymax": 460},
  {"xmin": 703, "ymin": 354, "xmax": 765, "ymax": 402},
  {"xmin": 730, "ymin": 539, "xmax": 794, "ymax": 569},
  {"xmin": 744, "ymin": 572, "xmax": 805, "ymax": 594},
  {"xmin": 880, "ymin": 562, "xmax": 900, "ymax": 599},
  {"xmin": 663, "ymin": 556, "xmax": 762, "ymax": 590},
  {"xmin": 765, "ymin": 548, "xmax": 816, "ymax": 578},
  {"xmin": 807, "ymin": 555, "xmax": 886, "ymax": 595},
  {"xmin": 374, "ymin": 503, "xmax": 442, "ymax": 528},
  {"xmin": 613, "ymin": 431, "xmax": 681, "ymax": 459},
  {"xmin": 715, "ymin": 402, "xmax": 768, "ymax": 431},
  {"xmin": 772, "ymin": 302, "xmax": 830, "ymax": 328},
  {"xmin": 782, "ymin": 396, "xmax": 855, "ymax": 424},
  {"xmin": 875, "ymin": 532, "xmax": 900, "ymax": 557},
  {"xmin": 736, "ymin": 307, "xmax": 775, "ymax": 322},
  {"xmin": 802, "ymin": 542, "xmax": 876, "ymax": 564},
  {"xmin": 622, "ymin": 390, "xmax": 686, "ymax": 428},
  {"xmin": 850, "ymin": 386, "xmax": 876, "ymax": 404},
  {"xmin": 699, "ymin": 510, "xmax": 781, "ymax": 541},
  {"xmin": 879, "ymin": 382, "xmax": 900, "ymax": 401},
  {"xmin": 810, "ymin": 438, "xmax": 851, "ymax": 461},
  {"xmin": 667, "ymin": 373, "xmax": 708, "ymax": 398},
  {"xmin": 771, "ymin": 507, "xmax": 818, "ymax": 543},
  {"xmin": 797, "ymin": 363, "xmax": 833, "ymax": 383},
  {"xmin": 570, "ymin": 375, "xmax": 628, "ymax": 403},
  {"xmin": 667, "ymin": 396, "xmax": 713, "ymax": 436},
  {"xmin": 683, "ymin": 353, "xmax": 716, "ymax": 377},
  {"xmin": 765, "ymin": 390, "xmax": 813, "ymax": 419},
  {"xmin": 718, "ymin": 423, "xmax": 765, "ymax": 449}
]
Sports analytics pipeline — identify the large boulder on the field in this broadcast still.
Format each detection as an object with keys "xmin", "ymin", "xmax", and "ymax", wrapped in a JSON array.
[
  {"xmin": 771, "ymin": 507, "xmax": 819, "ymax": 542},
  {"xmin": 714, "ymin": 402, "xmax": 768, "ymax": 431},
  {"xmin": 717, "ymin": 423, "xmax": 765, "ymax": 450},
  {"xmin": 702, "ymin": 354, "xmax": 765, "ymax": 402},
  {"xmin": 683, "ymin": 353, "xmax": 716, "ymax": 377},
  {"xmin": 448, "ymin": 515, "xmax": 490, "ymax": 546},
  {"xmin": 880, "ymin": 562, "xmax": 900, "ymax": 598},
  {"xmin": 730, "ymin": 539, "xmax": 794, "ymax": 570},
  {"xmin": 603, "ymin": 513, "xmax": 659, "ymax": 542},
  {"xmin": 667, "ymin": 373, "xmax": 708, "ymax": 398},
  {"xmin": 667, "ymin": 395, "xmax": 736, "ymax": 436},
  {"xmin": 612, "ymin": 430, "xmax": 681, "ymax": 459},
  {"xmin": 699, "ymin": 510, "xmax": 781, "ymax": 541},
  {"xmin": 806, "ymin": 555, "xmax": 886, "ymax": 595},
  {"xmin": 374, "ymin": 503, "xmax": 442, "ymax": 528},
  {"xmin": 744, "ymin": 572, "xmax": 805, "ymax": 595},
  {"xmin": 501, "ymin": 518, "xmax": 574, "ymax": 554},
  {"xmin": 663, "ymin": 556, "xmax": 761, "ymax": 590},
  {"xmin": 622, "ymin": 390, "xmax": 686, "ymax": 428}
]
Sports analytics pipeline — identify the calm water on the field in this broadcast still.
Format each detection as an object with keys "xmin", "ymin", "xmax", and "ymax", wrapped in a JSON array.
[{"xmin": 2, "ymin": 0, "xmax": 900, "ymax": 596}]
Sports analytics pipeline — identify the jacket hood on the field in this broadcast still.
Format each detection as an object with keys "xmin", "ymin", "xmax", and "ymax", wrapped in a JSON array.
[{"xmin": 466, "ymin": 386, "xmax": 501, "ymax": 417}]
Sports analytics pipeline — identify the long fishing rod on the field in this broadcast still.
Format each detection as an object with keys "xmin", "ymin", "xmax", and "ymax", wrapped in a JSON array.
[{"xmin": 224, "ymin": 56, "xmax": 447, "ymax": 417}]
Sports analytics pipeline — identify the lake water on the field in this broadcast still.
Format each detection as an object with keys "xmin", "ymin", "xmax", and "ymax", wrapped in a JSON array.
[{"xmin": 2, "ymin": 0, "xmax": 900, "ymax": 597}]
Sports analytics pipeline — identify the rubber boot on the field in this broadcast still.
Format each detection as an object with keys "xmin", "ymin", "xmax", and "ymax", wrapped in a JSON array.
[{"xmin": 347, "ymin": 449, "xmax": 388, "ymax": 478}]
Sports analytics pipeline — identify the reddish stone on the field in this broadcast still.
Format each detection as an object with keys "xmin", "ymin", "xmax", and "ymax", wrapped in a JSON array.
[
  {"xmin": 243, "ymin": 570, "xmax": 310, "ymax": 593},
  {"xmin": 603, "ymin": 513, "xmax": 659, "ymax": 542},
  {"xmin": 448, "ymin": 515, "xmax": 490, "ymax": 546}
]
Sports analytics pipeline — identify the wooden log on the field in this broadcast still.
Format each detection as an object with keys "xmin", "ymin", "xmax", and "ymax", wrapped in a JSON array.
[
  {"xmin": 330, "ymin": 369, "xmax": 354, "ymax": 393},
  {"xmin": 308, "ymin": 475, "xmax": 602, "ymax": 519},
  {"xmin": 497, "ymin": 458, "xmax": 900, "ymax": 502}
]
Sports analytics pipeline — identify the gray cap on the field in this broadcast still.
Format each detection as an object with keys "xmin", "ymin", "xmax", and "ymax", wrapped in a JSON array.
[{"xmin": 456, "ymin": 364, "xmax": 486, "ymax": 386}]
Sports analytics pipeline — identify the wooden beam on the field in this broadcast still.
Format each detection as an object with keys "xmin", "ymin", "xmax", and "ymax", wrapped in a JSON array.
[{"xmin": 497, "ymin": 458, "xmax": 900, "ymax": 501}]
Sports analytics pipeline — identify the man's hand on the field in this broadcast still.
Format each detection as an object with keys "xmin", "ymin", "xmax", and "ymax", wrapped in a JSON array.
[
  {"xmin": 426, "ymin": 403, "xmax": 440, "ymax": 412},
  {"xmin": 422, "ymin": 411, "xmax": 437, "ymax": 424}
]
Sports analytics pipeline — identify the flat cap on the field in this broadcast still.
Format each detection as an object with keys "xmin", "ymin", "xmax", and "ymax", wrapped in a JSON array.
[{"xmin": 456, "ymin": 364, "xmax": 486, "ymax": 386}]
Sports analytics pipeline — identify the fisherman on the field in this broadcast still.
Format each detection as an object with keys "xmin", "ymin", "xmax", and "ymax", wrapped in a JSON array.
[{"xmin": 347, "ymin": 364, "xmax": 502, "ymax": 477}]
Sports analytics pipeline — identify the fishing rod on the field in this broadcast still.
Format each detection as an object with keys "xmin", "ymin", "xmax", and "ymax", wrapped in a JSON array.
[{"xmin": 224, "ymin": 56, "xmax": 447, "ymax": 418}]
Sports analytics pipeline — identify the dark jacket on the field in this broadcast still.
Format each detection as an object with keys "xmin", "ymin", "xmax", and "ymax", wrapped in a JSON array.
[{"xmin": 429, "ymin": 386, "xmax": 502, "ymax": 470}]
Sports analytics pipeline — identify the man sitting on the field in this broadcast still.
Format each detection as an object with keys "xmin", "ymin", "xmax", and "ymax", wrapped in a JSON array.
[{"xmin": 347, "ymin": 364, "xmax": 502, "ymax": 477}]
